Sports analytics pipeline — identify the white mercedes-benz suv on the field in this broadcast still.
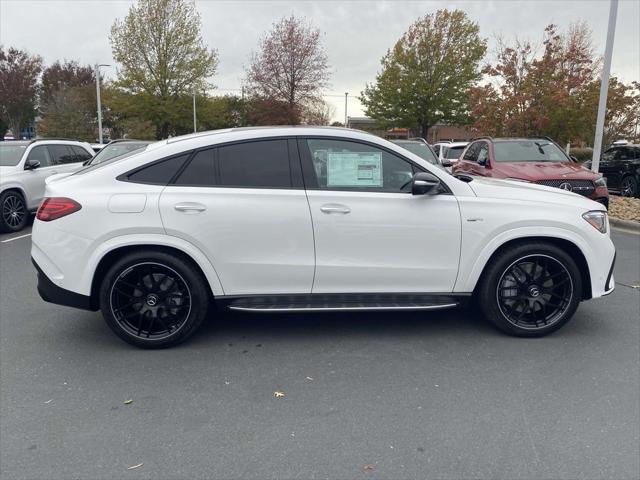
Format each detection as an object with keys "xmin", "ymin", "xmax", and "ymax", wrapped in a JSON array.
[
  {"xmin": 0, "ymin": 139, "xmax": 94, "ymax": 232},
  {"xmin": 31, "ymin": 127, "xmax": 615, "ymax": 348}
]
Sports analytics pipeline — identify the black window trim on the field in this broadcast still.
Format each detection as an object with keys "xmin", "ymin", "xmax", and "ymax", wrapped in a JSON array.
[
  {"xmin": 117, "ymin": 151, "xmax": 195, "ymax": 186},
  {"xmin": 297, "ymin": 135, "xmax": 452, "ymax": 195}
]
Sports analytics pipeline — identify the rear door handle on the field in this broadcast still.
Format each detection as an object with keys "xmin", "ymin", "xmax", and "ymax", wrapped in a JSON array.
[
  {"xmin": 174, "ymin": 202, "xmax": 206, "ymax": 212},
  {"xmin": 320, "ymin": 204, "xmax": 350, "ymax": 214}
]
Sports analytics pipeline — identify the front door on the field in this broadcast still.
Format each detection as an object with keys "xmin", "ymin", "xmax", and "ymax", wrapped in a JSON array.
[
  {"xmin": 159, "ymin": 139, "xmax": 315, "ymax": 296},
  {"xmin": 300, "ymin": 138, "xmax": 461, "ymax": 294}
]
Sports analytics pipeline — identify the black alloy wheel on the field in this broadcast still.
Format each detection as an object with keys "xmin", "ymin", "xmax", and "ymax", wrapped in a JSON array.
[
  {"xmin": 478, "ymin": 242, "xmax": 582, "ymax": 337},
  {"xmin": 620, "ymin": 176, "xmax": 637, "ymax": 197},
  {"xmin": 110, "ymin": 262, "xmax": 192, "ymax": 340},
  {"xmin": 0, "ymin": 191, "xmax": 28, "ymax": 232},
  {"xmin": 100, "ymin": 251, "xmax": 210, "ymax": 348},
  {"xmin": 496, "ymin": 255, "xmax": 573, "ymax": 330}
]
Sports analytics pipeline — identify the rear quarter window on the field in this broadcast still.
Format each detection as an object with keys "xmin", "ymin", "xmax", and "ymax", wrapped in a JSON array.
[{"xmin": 123, "ymin": 154, "xmax": 191, "ymax": 185}]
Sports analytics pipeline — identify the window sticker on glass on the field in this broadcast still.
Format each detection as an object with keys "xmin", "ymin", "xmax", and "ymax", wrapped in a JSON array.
[{"xmin": 326, "ymin": 152, "xmax": 382, "ymax": 187}]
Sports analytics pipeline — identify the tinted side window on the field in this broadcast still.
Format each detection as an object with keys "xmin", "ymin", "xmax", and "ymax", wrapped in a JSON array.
[
  {"xmin": 477, "ymin": 144, "xmax": 489, "ymax": 164},
  {"xmin": 174, "ymin": 149, "xmax": 215, "ymax": 186},
  {"xmin": 70, "ymin": 146, "xmax": 92, "ymax": 162},
  {"xmin": 463, "ymin": 143, "xmax": 479, "ymax": 162},
  {"xmin": 617, "ymin": 148, "xmax": 633, "ymax": 161},
  {"xmin": 126, "ymin": 154, "xmax": 190, "ymax": 185},
  {"xmin": 47, "ymin": 145, "xmax": 76, "ymax": 164},
  {"xmin": 26, "ymin": 146, "xmax": 51, "ymax": 167},
  {"xmin": 305, "ymin": 139, "xmax": 414, "ymax": 193},
  {"xmin": 217, "ymin": 140, "xmax": 291, "ymax": 188}
]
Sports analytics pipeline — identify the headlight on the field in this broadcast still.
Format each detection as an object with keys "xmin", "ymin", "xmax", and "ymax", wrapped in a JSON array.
[
  {"xmin": 505, "ymin": 178, "xmax": 531, "ymax": 183},
  {"xmin": 582, "ymin": 210, "xmax": 607, "ymax": 233},
  {"xmin": 595, "ymin": 175, "xmax": 607, "ymax": 187}
]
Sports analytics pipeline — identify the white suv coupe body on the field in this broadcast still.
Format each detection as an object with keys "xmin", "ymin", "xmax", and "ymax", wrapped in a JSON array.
[
  {"xmin": 0, "ymin": 139, "xmax": 94, "ymax": 232},
  {"xmin": 31, "ymin": 128, "xmax": 615, "ymax": 348}
]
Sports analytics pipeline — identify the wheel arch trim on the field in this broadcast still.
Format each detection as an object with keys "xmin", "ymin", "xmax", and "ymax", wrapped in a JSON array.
[
  {"xmin": 456, "ymin": 226, "xmax": 596, "ymax": 298},
  {"xmin": 83, "ymin": 234, "xmax": 225, "ymax": 304}
]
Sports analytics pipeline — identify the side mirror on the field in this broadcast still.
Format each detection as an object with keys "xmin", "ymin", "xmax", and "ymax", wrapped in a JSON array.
[
  {"xmin": 412, "ymin": 172, "xmax": 441, "ymax": 195},
  {"xmin": 24, "ymin": 159, "xmax": 41, "ymax": 170},
  {"xmin": 440, "ymin": 158, "xmax": 453, "ymax": 168},
  {"xmin": 477, "ymin": 157, "xmax": 487, "ymax": 167}
]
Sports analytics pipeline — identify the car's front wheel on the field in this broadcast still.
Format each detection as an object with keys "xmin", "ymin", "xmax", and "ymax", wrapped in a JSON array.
[
  {"xmin": 478, "ymin": 242, "xmax": 582, "ymax": 337},
  {"xmin": 0, "ymin": 190, "xmax": 28, "ymax": 233},
  {"xmin": 99, "ymin": 251, "xmax": 210, "ymax": 348}
]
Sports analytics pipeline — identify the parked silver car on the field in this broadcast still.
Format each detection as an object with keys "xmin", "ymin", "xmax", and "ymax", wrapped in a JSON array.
[{"xmin": 0, "ymin": 139, "xmax": 94, "ymax": 232}]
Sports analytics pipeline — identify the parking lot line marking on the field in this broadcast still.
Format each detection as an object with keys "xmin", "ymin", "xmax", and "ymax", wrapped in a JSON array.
[{"xmin": 1, "ymin": 233, "xmax": 32, "ymax": 243}]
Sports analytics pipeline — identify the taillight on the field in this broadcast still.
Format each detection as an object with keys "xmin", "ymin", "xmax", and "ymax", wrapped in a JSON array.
[{"xmin": 36, "ymin": 197, "xmax": 82, "ymax": 221}]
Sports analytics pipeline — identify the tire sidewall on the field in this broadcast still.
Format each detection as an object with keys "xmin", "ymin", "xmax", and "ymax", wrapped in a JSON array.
[
  {"xmin": 99, "ymin": 251, "xmax": 209, "ymax": 348},
  {"xmin": 478, "ymin": 242, "xmax": 583, "ymax": 337}
]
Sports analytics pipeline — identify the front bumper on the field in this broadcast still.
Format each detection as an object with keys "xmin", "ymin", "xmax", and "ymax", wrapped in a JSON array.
[{"xmin": 32, "ymin": 258, "xmax": 97, "ymax": 311}]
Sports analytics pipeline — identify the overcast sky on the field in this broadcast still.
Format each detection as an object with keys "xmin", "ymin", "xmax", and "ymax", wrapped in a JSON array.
[{"xmin": 1, "ymin": 0, "xmax": 639, "ymax": 122}]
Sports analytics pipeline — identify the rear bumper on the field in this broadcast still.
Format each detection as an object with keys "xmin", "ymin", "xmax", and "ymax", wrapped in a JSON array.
[{"xmin": 32, "ymin": 258, "xmax": 97, "ymax": 311}]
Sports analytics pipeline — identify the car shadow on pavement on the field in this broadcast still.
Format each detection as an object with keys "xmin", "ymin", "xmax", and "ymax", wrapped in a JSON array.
[{"xmin": 190, "ymin": 305, "xmax": 502, "ymax": 346}]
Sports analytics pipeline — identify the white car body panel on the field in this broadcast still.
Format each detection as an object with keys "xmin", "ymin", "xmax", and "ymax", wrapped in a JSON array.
[
  {"xmin": 31, "ymin": 127, "xmax": 614, "ymax": 308},
  {"xmin": 306, "ymin": 189, "xmax": 461, "ymax": 293}
]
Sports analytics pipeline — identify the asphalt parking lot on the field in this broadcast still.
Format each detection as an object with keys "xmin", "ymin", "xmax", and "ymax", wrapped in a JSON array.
[{"xmin": 1, "ymin": 225, "xmax": 638, "ymax": 480}]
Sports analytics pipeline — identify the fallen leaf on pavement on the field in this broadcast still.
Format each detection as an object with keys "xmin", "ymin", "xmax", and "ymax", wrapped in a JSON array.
[
  {"xmin": 273, "ymin": 391, "xmax": 285, "ymax": 398},
  {"xmin": 306, "ymin": 376, "xmax": 314, "ymax": 381},
  {"xmin": 124, "ymin": 399, "xmax": 133, "ymax": 405},
  {"xmin": 127, "ymin": 463, "xmax": 143, "ymax": 470},
  {"xmin": 363, "ymin": 464, "xmax": 374, "ymax": 471},
  {"xmin": 44, "ymin": 399, "xmax": 53, "ymax": 404}
]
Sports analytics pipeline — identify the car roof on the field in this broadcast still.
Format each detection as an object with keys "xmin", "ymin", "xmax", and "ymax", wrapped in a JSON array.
[{"xmin": 0, "ymin": 140, "xmax": 30, "ymax": 146}]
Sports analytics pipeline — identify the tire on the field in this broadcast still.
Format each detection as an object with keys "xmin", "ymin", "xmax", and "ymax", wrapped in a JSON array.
[
  {"xmin": 477, "ymin": 242, "xmax": 582, "ymax": 337},
  {"xmin": 0, "ymin": 190, "xmax": 28, "ymax": 233},
  {"xmin": 620, "ymin": 175, "xmax": 638, "ymax": 198},
  {"xmin": 99, "ymin": 250, "xmax": 210, "ymax": 348}
]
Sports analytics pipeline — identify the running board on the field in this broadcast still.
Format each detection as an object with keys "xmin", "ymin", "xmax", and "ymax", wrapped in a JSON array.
[{"xmin": 220, "ymin": 293, "xmax": 466, "ymax": 313}]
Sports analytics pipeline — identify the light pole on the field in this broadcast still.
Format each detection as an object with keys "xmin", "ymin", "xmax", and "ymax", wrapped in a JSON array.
[
  {"xmin": 590, "ymin": 0, "xmax": 618, "ymax": 173},
  {"xmin": 192, "ymin": 85, "xmax": 197, "ymax": 133},
  {"xmin": 344, "ymin": 92, "xmax": 349, "ymax": 127},
  {"xmin": 95, "ymin": 63, "xmax": 110, "ymax": 144}
]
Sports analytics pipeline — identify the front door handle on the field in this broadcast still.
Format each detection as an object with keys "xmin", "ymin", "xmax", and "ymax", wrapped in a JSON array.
[
  {"xmin": 320, "ymin": 204, "xmax": 351, "ymax": 214},
  {"xmin": 174, "ymin": 202, "xmax": 206, "ymax": 212}
]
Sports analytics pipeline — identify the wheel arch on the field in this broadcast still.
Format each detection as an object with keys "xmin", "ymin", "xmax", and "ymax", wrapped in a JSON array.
[
  {"xmin": 474, "ymin": 236, "xmax": 592, "ymax": 300},
  {"xmin": 1, "ymin": 186, "xmax": 28, "ymax": 203},
  {"xmin": 89, "ymin": 244, "xmax": 220, "ymax": 310}
]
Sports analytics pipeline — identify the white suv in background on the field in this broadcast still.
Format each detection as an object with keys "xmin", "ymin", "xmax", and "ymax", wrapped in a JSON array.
[
  {"xmin": 31, "ymin": 127, "xmax": 615, "ymax": 348},
  {"xmin": 0, "ymin": 139, "xmax": 94, "ymax": 232}
]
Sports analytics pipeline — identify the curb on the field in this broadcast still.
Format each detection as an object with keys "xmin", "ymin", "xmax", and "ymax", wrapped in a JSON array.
[{"xmin": 610, "ymin": 217, "xmax": 640, "ymax": 232}]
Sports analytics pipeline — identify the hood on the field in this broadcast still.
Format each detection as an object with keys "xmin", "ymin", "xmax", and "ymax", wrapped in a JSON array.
[
  {"xmin": 492, "ymin": 161, "xmax": 597, "ymax": 181},
  {"xmin": 467, "ymin": 176, "xmax": 605, "ymax": 211}
]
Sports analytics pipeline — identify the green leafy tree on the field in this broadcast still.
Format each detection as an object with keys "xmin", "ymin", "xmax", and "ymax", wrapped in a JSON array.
[
  {"xmin": 360, "ymin": 9, "xmax": 487, "ymax": 138},
  {"xmin": 109, "ymin": 0, "xmax": 218, "ymax": 139},
  {"xmin": 0, "ymin": 46, "xmax": 42, "ymax": 139}
]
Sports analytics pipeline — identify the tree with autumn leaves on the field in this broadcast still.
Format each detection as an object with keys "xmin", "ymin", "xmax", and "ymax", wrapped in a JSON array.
[{"xmin": 468, "ymin": 23, "xmax": 639, "ymax": 146}]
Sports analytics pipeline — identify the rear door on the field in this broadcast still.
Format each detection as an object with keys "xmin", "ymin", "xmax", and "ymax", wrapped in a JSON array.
[{"xmin": 158, "ymin": 139, "xmax": 315, "ymax": 295}]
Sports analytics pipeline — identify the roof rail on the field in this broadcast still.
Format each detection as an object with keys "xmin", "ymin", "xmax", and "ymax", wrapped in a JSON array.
[
  {"xmin": 470, "ymin": 136, "xmax": 493, "ymax": 141},
  {"xmin": 30, "ymin": 137, "xmax": 84, "ymax": 144}
]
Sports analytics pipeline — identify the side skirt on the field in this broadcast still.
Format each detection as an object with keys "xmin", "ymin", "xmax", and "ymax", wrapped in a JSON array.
[{"xmin": 216, "ymin": 292, "xmax": 471, "ymax": 313}]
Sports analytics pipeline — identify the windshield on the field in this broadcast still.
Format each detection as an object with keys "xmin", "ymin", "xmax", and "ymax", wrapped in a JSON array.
[
  {"xmin": 86, "ymin": 142, "xmax": 148, "ymax": 166},
  {"xmin": 74, "ymin": 146, "xmax": 147, "ymax": 176},
  {"xmin": 393, "ymin": 142, "xmax": 439, "ymax": 165},
  {"xmin": 444, "ymin": 145, "xmax": 465, "ymax": 159},
  {"xmin": 0, "ymin": 144, "xmax": 27, "ymax": 166},
  {"xmin": 493, "ymin": 140, "xmax": 569, "ymax": 162}
]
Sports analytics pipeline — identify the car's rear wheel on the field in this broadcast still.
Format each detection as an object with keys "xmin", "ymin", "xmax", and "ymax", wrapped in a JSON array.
[
  {"xmin": 620, "ymin": 175, "xmax": 637, "ymax": 197},
  {"xmin": 478, "ymin": 242, "xmax": 582, "ymax": 337},
  {"xmin": 0, "ymin": 191, "xmax": 28, "ymax": 233},
  {"xmin": 99, "ymin": 251, "xmax": 209, "ymax": 348}
]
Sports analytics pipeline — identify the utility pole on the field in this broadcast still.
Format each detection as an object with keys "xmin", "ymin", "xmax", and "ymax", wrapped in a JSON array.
[
  {"xmin": 95, "ymin": 63, "xmax": 110, "ymax": 144},
  {"xmin": 193, "ymin": 85, "xmax": 197, "ymax": 133},
  {"xmin": 344, "ymin": 92, "xmax": 348, "ymax": 127},
  {"xmin": 591, "ymin": 0, "xmax": 618, "ymax": 173}
]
